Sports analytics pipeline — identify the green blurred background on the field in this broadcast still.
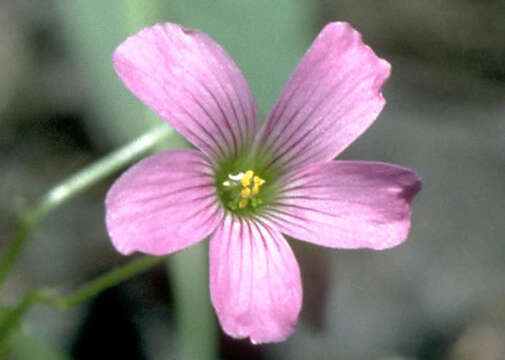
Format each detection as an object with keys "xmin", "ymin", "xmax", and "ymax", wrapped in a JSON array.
[{"xmin": 1, "ymin": 1, "xmax": 505, "ymax": 359}]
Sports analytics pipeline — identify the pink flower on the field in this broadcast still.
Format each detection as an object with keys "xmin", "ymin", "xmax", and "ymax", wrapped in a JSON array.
[{"xmin": 106, "ymin": 22, "xmax": 421, "ymax": 343}]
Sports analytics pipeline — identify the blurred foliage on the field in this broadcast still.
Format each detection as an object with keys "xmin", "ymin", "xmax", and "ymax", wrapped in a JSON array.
[
  {"xmin": 7, "ymin": 332, "xmax": 71, "ymax": 360},
  {"xmin": 56, "ymin": 1, "xmax": 173, "ymax": 147}
]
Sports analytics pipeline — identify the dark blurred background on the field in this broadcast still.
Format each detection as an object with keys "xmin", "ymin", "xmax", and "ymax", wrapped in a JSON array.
[{"xmin": 1, "ymin": 1, "xmax": 504, "ymax": 359}]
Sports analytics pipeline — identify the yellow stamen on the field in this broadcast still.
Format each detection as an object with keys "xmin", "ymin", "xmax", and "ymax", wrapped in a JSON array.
[
  {"xmin": 240, "ymin": 170, "xmax": 254, "ymax": 188},
  {"xmin": 238, "ymin": 198, "xmax": 248, "ymax": 208},
  {"xmin": 241, "ymin": 187, "xmax": 251, "ymax": 198},
  {"xmin": 253, "ymin": 176, "xmax": 265, "ymax": 186},
  {"xmin": 223, "ymin": 170, "xmax": 266, "ymax": 210}
]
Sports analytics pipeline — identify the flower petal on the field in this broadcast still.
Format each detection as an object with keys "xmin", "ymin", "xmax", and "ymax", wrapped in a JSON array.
[
  {"xmin": 209, "ymin": 215, "xmax": 302, "ymax": 344},
  {"xmin": 256, "ymin": 22, "xmax": 391, "ymax": 172},
  {"xmin": 265, "ymin": 161, "xmax": 421, "ymax": 250},
  {"xmin": 113, "ymin": 23, "xmax": 257, "ymax": 161},
  {"xmin": 105, "ymin": 150, "xmax": 223, "ymax": 255}
]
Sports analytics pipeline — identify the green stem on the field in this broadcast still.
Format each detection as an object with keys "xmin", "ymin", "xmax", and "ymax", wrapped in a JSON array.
[
  {"xmin": 0, "ymin": 255, "xmax": 166, "ymax": 342},
  {"xmin": 167, "ymin": 242, "xmax": 218, "ymax": 360},
  {"xmin": 47, "ymin": 255, "xmax": 167, "ymax": 309},
  {"xmin": 0, "ymin": 289, "xmax": 51, "ymax": 342},
  {"xmin": 0, "ymin": 124, "xmax": 173, "ymax": 291},
  {"xmin": 0, "ymin": 213, "xmax": 38, "ymax": 293}
]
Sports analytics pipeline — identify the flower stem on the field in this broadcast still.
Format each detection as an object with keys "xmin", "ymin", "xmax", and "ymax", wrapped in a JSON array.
[
  {"xmin": 0, "ymin": 289, "xmax": 50, "ymax": 342},
  {"xmin": 167, "ymin": 242, "xmax": 218, "ymax": 360},
  {"xmin": 46, "ymin": 255, "xmax": 167, "ymax": 309},
  {"xmin": 0, "ymin": 124, "xmax": 173, "ymax": 291},
  {"xmin": 0, "ymin": 213, "xmax": 38, "ymax": 293},
  {"xmin": 0, "ymin": 255, "xmax": 166, "ymax": 343}
]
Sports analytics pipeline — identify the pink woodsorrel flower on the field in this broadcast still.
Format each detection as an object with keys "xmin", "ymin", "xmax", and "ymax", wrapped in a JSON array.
[{"xmin": 106, "ymin": 22, "xmax": 421, "ymax": 343}]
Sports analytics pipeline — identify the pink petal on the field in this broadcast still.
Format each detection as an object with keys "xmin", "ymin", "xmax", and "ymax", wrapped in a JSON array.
[
  {"xmin": 209, "ymin": 215, "xmax": 302, "ymax": 344},
  {"xmin": 256, "ymin": 22, "xmax": 391, "ymax": 172},
  {"xmin": 105, "ymin": 150, "xmax": 223, "ymax": 255},
  {"xmin": 265, "ymin": 161, "xmax": 421, "ymax": 250},
  {"xmin": 113, "ymin": 23, "xmax": 257, "ymax": 161}
]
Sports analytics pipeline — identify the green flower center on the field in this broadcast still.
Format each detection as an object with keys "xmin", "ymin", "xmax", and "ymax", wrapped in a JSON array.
[
  {"xmin": 214, "ymin": 150, "xmax": 280, "ymax": 216},
  {"xmin": 221, "ymin": 170, "xmax": 266, "ymax": 210}
]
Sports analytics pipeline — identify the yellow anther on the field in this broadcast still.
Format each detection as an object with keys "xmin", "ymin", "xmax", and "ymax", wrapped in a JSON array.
[
  {"xmin": 238, "ymin": 198, "xmax": 248, "ymax": 208},
  {"xmin": 223, "ymin": 170, "xmax": 266, "ymax": 210},
  {"xmin": 241, "ymin": 170, "xmax": 254, "ymax": 187},
  {"xmin": 253, "ymin": 176, "xmax": 265, "ymax": 186},
  {"xmin": 252, "ymin": 175, "xmax": 265, "ymax": 196},
  {"xmin": 241, "ymin": 187, "xmax": 251, "ymax": 198}
]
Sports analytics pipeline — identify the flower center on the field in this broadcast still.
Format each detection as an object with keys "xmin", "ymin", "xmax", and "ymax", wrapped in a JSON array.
[{"xmin": 221, "ymin": 170, "xmax": 266, "ymax": 210}]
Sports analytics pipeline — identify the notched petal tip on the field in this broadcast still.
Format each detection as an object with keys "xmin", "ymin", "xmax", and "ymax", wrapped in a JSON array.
[
  {"xmin": 220, "ymin": 304, "xmax": 298, "ymax": 344},
  {"xmin": 401, "ymin": 172, "xmax": 422, "ymax": 202},
  {"xmin": 221, "ymin": 319, "xmax": 296, "ymax": 345},
  {"xmin": 320, "ymin": 22, "xmax": 392, "ymax": 99}
]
